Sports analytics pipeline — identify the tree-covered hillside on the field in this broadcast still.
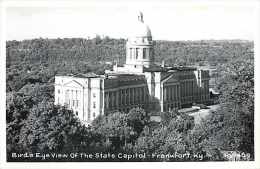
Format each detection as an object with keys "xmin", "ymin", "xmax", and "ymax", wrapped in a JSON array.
[{"xmin": 6, "ymin": 37, "xmax": 253, "ymax": 92}]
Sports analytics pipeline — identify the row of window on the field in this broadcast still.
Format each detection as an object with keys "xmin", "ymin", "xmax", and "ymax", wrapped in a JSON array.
[
  {"xmin": 104, "ymin": 87, "xmax": 148, "ymax": 109},
  {"xmin": 201, "ymin": 80, "xmax": 209, "ymax": 93},
  {"xmin": 90, "ymin": 92, "xmax": 97, "ymax": 120},
  {"xmin": 87, "ymin": 111, "xmax": 96, "ymax": 121},
  {"xmin": 64, "ymin": 89, "xmax": 81, "ymax": 100},
  {"xmin": 178, "ymin": 80, "xmax": 209, "ymax": 104},
  {"xmin": 59, "ymin": 89, "xmax": 97, "ymax": 121},
  {"xmin": 129, "ymin": 48, "xmax": 149, "ymax": 60},
  {"xmin": 181, "ymin": 96, "xmax": 193, "ymax": 104},
  {"xmin": 65, "ymin": 99, "xmax": 80, "ymax": 108},
  {"xmin": 180, "ymin": 80, "xmax": 199, "ymax": 97},
  {"xmin": 73, "ymin": 103, "xmax": 96, "ymax": 121},
  {"xmin": 163, "ymin": 85, "xmax": 180, "ymax": 101}
]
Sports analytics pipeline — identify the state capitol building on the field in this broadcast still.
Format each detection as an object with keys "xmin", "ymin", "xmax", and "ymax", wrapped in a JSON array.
[{"xmin": 54, "ymin": 12, "xmax": 210, "ymax": 125}]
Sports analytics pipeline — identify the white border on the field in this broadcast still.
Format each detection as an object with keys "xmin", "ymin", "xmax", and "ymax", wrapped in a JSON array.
[{"xmin": 0, "ymin": 0, "xmax": 259, "ymax": 169}]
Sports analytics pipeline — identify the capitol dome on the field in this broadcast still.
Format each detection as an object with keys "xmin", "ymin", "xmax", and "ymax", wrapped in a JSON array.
[
  {"xmin": 128, "ymin": 12, "xmax": 152, "ymax": 38},
  {"xmin": 125, "ymin": 11, "xmax": 154, "ymax": 69}
]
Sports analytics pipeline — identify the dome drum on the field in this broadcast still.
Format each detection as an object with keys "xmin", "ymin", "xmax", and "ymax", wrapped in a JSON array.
[{"xmin": 127, "ymin": 37, "xmax": 153, "ymax": 46}]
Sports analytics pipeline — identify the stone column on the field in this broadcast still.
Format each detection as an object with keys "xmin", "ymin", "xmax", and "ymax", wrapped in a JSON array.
[
  {"xmin": 170, "ymin": 86, "xmax": 173, "ymax": 101},
  {"xmin": 126, "ymin": 88, "xmax": 129, "ymax": 105},
  {"xmin": 124, "ymin": 89, "xmax": 126, "ymax": 106},
  {"xmin": 130, "ymin": 88, "xmax": 133, "ymax": 105},
  {"xmin": 129, "ymin": 88, "xmax": 131, "ymax": 105},
  {"xmin": 116, "ymin": 90, "xmax": 119, "ymax": 109}
]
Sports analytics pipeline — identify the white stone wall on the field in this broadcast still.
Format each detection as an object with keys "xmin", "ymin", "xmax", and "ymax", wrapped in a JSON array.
[
  {"xmin": 154, "ymin": 72, "xmax": 161, "ymax": 100},
  {"xmin": 54, "ymin": 76, "xmax": 103, "ymax": 125},
  {"xmin": 89, "ymin": 78, "xmax": 103, "ymax": 121}
]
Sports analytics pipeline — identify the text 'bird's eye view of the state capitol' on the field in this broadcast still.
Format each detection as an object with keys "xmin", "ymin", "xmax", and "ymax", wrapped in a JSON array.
[{"xmin": 54, "ymin": 12, "xmax": 211, "ymax": 125}]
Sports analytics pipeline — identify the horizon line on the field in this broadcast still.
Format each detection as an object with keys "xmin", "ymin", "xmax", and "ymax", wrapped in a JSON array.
[{"xmin": 6, "ymin": 37, "xmax": 254, "ymax": 42}]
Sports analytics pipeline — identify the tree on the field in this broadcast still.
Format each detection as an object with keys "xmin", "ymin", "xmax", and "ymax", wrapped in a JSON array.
[
  {"xmin": 92, "ymin": 112, "xmax": 136, "ymax": 150},
  {"xmin": 127, "ymin": 107, "xmax": 147, "ymax": 134},
  {"xmin": 6, "ymin": 93, "xmax": 32, "ymax": 154},
  {"xmin": 216, "ymin": 57, "xmax": 254, "ymax": 155},
  {"xmin": 168, "ymin": 113, "xmax": 194, "ymax": 133},
  {"xmin": 134, "ymin": 112, "xmax": 196, "ymax": 161},
  {"xmin": 18, "ymin": 101, "xmax": 95, "ymax": 153},
  {"xmin": 189, "ymin": 56, "xmax": 254, "ymax": 160}
]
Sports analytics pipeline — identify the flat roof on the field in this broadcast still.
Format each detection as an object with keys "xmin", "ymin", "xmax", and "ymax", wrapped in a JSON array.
[
  {"xmin": 56, "ymin": 72, "xmax": 99, "ymax": 78},
  {"xmin": 105, "ymin": 73, "xmax": 145, "ymax": 81},
  {"xmin": 144, "ymin": 65, "xmax": 197, "ymax": 72}
]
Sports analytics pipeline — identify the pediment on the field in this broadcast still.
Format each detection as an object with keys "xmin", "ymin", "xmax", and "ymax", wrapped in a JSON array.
[
  {"xmin": 63, "ymin": 80, "xmax": 84, "ymax": 88},
  {"xmin": 161, "ymin": 74, "xmax": 179, "ymax": 84}
]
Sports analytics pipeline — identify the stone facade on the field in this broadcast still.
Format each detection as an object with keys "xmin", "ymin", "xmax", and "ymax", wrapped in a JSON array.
[{"xmin": 54, "ymin": 12, "xmax": 210, "ymax": 125}]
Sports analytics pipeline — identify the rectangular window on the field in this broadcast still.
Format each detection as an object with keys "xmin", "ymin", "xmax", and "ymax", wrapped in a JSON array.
[
  {"xmin": 163, "ymin": 88, "xmax": 166, "ymax": 101},
  {"xmin": 88, "ymin": 111, "xmax": 90, "ymax": 120},
  {"xmin": 130, "ymin": 88, "xmax": 132, "ymax": 104},
  {"xmin": 136, "ymin": 48, "xmax": 139, "ymax": 59},
  {"xmin": 143, "ymin": 48, "xmax": 146, "ymax": 59},
  {"xmin": 113, "ymin": 92, "xmax": 116, "ymax": 107},
  {"xmin": 125, "ymin": 90, "xmax": 127, "ymax": 105},
  {"xmin": 136, "ymin": 88, "xmax": 139, "ymax": 102},
  {"xmin": 130, "ymin": 48, "xmax": 132, "ymax": 59},
  {"xmin": 106, "ymin": 94, "xmax": 109, "ymax": 108},
  {"xmin": 141, "ymin": 88, "xmax": 143, "ymax": 101},
  {"xmin": 109, "ymin": 92, "xmax": 112, "ymax": 107},
  {"xmin": 170, "ymin": 87, "xmax": 173, "ymax": 100},
  {"xmin": 111, "ymin": 92, "xmax": 114, "ymax": 107},
  {"xmin": 93, "ymin": 102, "xmax": 96, "ymax": 108},
  {"xmin": 135, "ymin": 89, "xmax": 138, "ymax": 103},
  {"xmin": 167, "ymin": 87, "xmax": 170, "ymax": 100},
  {"xmin": 65, "ymin": 90, "xmax": 69, "ymax": 104},
  {"xmin": 191, "ymin": 81, "xmax": 193, "ymax": 95},
  {"xmin": 120, "ymin": 90, "xmax": 123, "ymax": 105},
  {"xmin": 122, "ymin": 90, "xmax": 125, "ymax": 105},
  {"xmin": 139, "ymin": 88, "xmax": 142, "ymax": 102}
]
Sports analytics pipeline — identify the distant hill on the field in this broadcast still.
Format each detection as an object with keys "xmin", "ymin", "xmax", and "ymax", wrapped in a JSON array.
[
  {"xmin": 6, "ymin": 37, "xmax": 253, "ymax": 92},
  {"xmin": 6, "ymin": 37, "xmax": 253, "ymax": 66}
]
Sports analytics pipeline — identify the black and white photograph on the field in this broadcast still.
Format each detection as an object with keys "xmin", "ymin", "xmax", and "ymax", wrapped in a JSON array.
[{"xmin": 1, "ymin": 0, "xmax": 259, "ymax": 168}]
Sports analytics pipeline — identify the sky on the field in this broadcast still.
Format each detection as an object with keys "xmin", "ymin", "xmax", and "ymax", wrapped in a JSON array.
[{"xmin": 5, "ymin": 1, "xmax": 257, "ymax": 41}]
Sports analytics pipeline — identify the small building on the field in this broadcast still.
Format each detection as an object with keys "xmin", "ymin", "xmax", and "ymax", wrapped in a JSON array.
[{"xmin": 54, "ymin": 12, "xmax": 210, "ymax": 125}]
